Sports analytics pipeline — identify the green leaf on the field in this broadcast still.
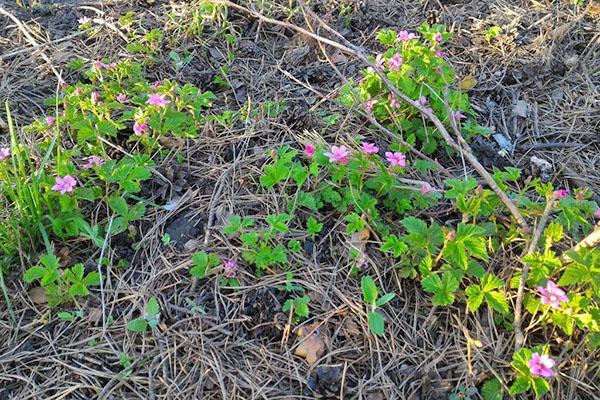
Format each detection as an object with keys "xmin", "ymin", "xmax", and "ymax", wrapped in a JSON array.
[
  {"xmin": 24, "ymin": 266, "xmax": 47, "ymax": 283},
  {"xmin": 465, "ymin": 285, "xmax": 484, "ymax": 312},
  {"xmin": 401, "ymin": 217, "xmax": 427, "ymax": 235},
  {"xmin": 481, "ymin": 378, "xmax": 503, "ymax": 400},
  {"xmin": 306, "ymin": 217, "xmax": 323, "ymax": 237},
  {"xmin": 444, "ymin": 177, "xmax": 478, "ymax": 199},
  {"xmin": 58, "ymin": 311, "xmax": 75, "ymax": 321},
  {"xmin": 222, "ymin": 215, "xmax": 242, "ymax": 235},
  {"xmin": 282, "ymin": 298, "xmax": 293, "ymax": 313},
  {"xmin": 509, "ymin": 376, "xmax": 531, "ymax": 396},
  {"xmin": 146, "ymin": 297, "xmax": 160, "ymax": 317},
  {"xmin": 108, "ymin": 196, "xmax": 129, "ymax": 216},
  {"xmin": 368, "ymin": 311, "xmax": 385, "ymax": 336},
  {"xmin": 443, "ymin": 223, "xmax": 487, "ymax": 269},
  {"xmin": 422, "ymin": 271, "xmax": 459, "ymax": 306},
  {"xmin": 381, "ymin": 235, "xmax": 408, "ymax": 257},
  {"xmin": 344, "ymin": 213, "xmax": 365, "ymax": 234},
  {"xmin": 40, "ymin": 254, "xmax": 61, "ymax": 269},
  {"xmin": 361, "ymin": 276, "xmax": 379, "ymax": 305},
  {"xmin": 69, "ymin": 282, "xmax": 89, "ymax": 297},
  {"xmin": 266, "ymin": 214, "xmax": 291, "ymax": 233},
  {"xmin": 532, "ymin": 377, "xmax": 550, "ymax": 399},
  {"xmin": 484, "ymin": 290, "xmax": 509, "ymax": 315},
  {"xmin": 294, "ymin": 295, "xmax": 311, "ymax": 318},
  {"xmin": 375, "ymin": 292, "xmax": 396, "ymax": 307},
  {"xmin": 83, "ymin": 271, "xmax": 100, "ymax": 286},
  {"xmin": 375, "ymin": 29, "xmax": 397, "ymax": 46},
  {"xmin": 127, "ymin": 318, "xmax": 148, "ymax": 333}
]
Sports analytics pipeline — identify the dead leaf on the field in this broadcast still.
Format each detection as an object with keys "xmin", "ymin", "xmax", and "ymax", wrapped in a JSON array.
[
  {"xmin": 294, "ymin": 323, "xmax": 326, "ymax": 365},
  {"xmin": 457, "ymin": 74, "xmax": 478, "ymax": 91},
  {"xmin": 341, "ymin": 317, "xmax": 362, "ymax": 338},
  {"xmin": 349, "ymin": 227, "xmax": 370, "ymax": 254},
  {"xmin": 330, "ymin": 49, "xmax": 348, "ymax": 64},
  {"xmin": 586, "ymin": 1, "xmax": 600, "ymax": 17},
  {"xmin": 158, "ymin": 136, "xmax": 185, "ymax": 148},
  {"xmin": 29, "ymin": 287, "xmax": 47, "ymax": 305},
  {"xmin": 88, "ymin": 307, "xmax": 103, "ymax": 324},
  {"xmin": 58, "ymin": 247, "xmax": 70, "ymax": 263},
  {"xmin": 512, "ymin": 100, "xmax": 529, "ymax": 118}
]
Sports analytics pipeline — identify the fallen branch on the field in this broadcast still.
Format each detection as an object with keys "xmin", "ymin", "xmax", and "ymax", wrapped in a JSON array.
[
  {"xmin": 513, "ymin": 196, "xmax": 555, "ymax": 350},
  {"xmin": 213, "ymin": 0, "xmax": 529, "ymax": 231},
  {"xmin": 561, "ymin": 221, "xmax": 600, "ymax": 264}
]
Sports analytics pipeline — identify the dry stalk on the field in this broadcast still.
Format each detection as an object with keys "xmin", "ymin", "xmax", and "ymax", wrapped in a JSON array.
[{"xmin": 513, "ymin": 196, "xmax": 555, "ymax": 350}]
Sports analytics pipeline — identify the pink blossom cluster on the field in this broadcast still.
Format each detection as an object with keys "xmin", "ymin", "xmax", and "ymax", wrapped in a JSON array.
[
  {"xmin": 397, "ymin": 30, "xmax": 418, "ymax": 42},
  {"xmin": 537, "ymin": 280, "xmax": 568, "ymax": 309},
  {"xmin": 222, "ymin": 259, "xmax": 238, "ymax": 278},
  {"xmin": 529, "ymin": 353, "xmax": 556, "ymax": 378},
  {"xmin": 0, "ymin": 147, "xmax": 10, "ymax": 161},
  {"xmin": 94, "ymin": 61, "xmax": 117, "ymax": 69}
]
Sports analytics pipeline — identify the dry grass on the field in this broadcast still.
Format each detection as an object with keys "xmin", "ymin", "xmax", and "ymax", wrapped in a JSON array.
[{"xmin": 0, "ymin": 1, "xmax": 598, "ymax": 399}]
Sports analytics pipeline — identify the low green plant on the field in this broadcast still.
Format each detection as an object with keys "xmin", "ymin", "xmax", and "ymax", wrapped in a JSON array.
[
  {"xmin": 282, "ymin": 294, "xmax": 311, "ymax": 323},
  {"xmin": 361, "ymin": 276, "xmax": 396, "ymax": 336},
  {"xmin": 127, "ymin": 297, "xmax": 160, "ymax": 333},
  {"xmin": 24, "ymin": 254, "xmax": 100, "ymax": 307}
]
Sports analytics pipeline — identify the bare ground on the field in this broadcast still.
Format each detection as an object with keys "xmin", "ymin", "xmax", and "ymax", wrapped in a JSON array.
[{"xmin": 0, "ymin": 1, "xmax": 598, "ymax": 399}]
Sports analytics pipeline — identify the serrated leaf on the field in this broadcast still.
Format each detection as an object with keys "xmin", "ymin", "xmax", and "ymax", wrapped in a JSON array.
[
  {"xmin": 532, "ymin": 377, "xmax": 550, "ymax": 398},
  {"xmin": 481, "ymin": 378, "xmax": 503, "ymax": 400},
  {"xmin": 465, "ymin": 285, "xmax": 484, "ymax": 312},
  {"xmin": 24, "ymin": 266, "xmax": 46, "ymax": 283},
  {"xmin": 484, "ymin": 290, "xmax": 509, "ymax": 315},
  {"xmin": 509, "ymin": 376, "xmax": 531, "ymax": 396}
]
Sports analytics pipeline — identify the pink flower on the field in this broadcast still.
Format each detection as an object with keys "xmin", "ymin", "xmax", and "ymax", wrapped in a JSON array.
[
  {"xmin": 133, "ymin": 118, "xmax": 149, "ymax": 135},
  {"xmin": 420, "ymin": 182, "xmax": 435, "ymax": 195},
  {"xmin": 388, "ymin": 93, "xmax": 400, "ymax": 108},
  {"xmin": 387, "ymin": 54, "xmax": 403, "ymax": 71},
  {"xmin": 595, "ymin": 209, "xmax": 600, "ymax": 219},
  {"xmin": 83, "ymin": 155, "xmax": 104, "ymax": 169},
  {"xmin": 375, "ymin": 54, "xmax": 385, "ymax": 69},
  {"xmin": 304, "ymin": 143, "xmax": 315, "ymax": 157},
  {"xmin": 434, "ymin": 32, "xmax": 443, "ymax": 42},
  {"xmin": 454, "ymin": 110, "xmax": 466, "ymax": 121},
  {"xmin": 446, "ymin": 230, "xmax": 456, "ymax": 241},
  {"xmin": 554, "ymin": 189, "xmax": 569, "ymax": 199},
  {"xmin": 418, "ymin": 96, "xmax": 428, "ymax": 106},
  {"xmin": 385, "ymin": 151, "xmax": 406, "ymax": 167},
  {"xmin": 365, "ymin": 98, "xmax": 376, "ymax": 112},
  {"xmin": 45, "ymin": 116, "xmax": 55, "ymax": 126},
  {"xmin": 74, "ymin": 87, "xmax": 83, "ymax": 96},
  {"xmin": 150, "ymin": 80, "xmax": 161, "ymax": 92},
  {"xmin": 528, "ymin": 353, "xmax": 556, "ymax": 378},
  {"xmin": 537, "ymin": 280, "xmax": 568, "ymax": 309},
  {"xmin": 59, "ymin": 80, "xmax": 68, "ymax": 89},
  {"xmin": 435, "ymin": 50, "xmax": 446, "ymax": 58},
  {"xmin": 51, "ymin": 175, "xmax": 77, "ymax": 195},
  {"xmin": 222, "ymin": 259, "xmax": 238, "ymax": 278},
  {"xmin": 91, "ymin": 91, "xmax": 100, "ymax": 105},
  {"xmin": 78, "ymin": 16, "xmax": 91, "ymax": 25},
  {"xmin": 0, "ymin": 147, "xmax": 10, "ymax": 161},
  {"xmin": 324, "ymin": 145, "xmax": 350, "ymax": 165},
  {"xmin": 361, "ymin": 142, "xmax": 379, "ymax": 155},
  {"xmin": 147, "ymin": 93, "xmax": 170, "ymax": 107},
  {"xmin": 397, "ymin": 30, "xmax": 418, "ymax": 41},
  {"xmin": 116, "ymin": 93, "xmax": 129, "ymax": 103}
]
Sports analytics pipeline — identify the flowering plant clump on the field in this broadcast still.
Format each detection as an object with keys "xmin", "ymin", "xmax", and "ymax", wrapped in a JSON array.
[
  {"xmin": 340, "ymin": 23, "xmax": 491, "ymax": 154},
  {"xmin": 252, "ymin": 134, "xmax": 598, "ymax": 397},
  {"xmin": 1, "ymin": 59, "xmax": 220, "ymax": 307}
]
